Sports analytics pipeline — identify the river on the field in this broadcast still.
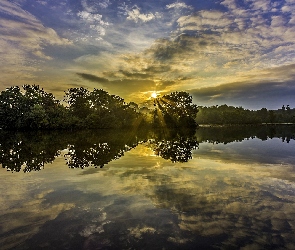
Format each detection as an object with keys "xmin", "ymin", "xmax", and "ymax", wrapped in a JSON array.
[{"xmin": 0, "ymin": 125, "xmax": 294, "ymax": 249}]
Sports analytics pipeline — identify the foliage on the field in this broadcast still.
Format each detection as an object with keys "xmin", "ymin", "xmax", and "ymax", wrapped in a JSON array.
[
  {"xmin": 196, "ymin": 105, "xmax": 295, "ymax": 125},
  {"xmin": 64, "ymin": 87, "xmax": 140, "ymax": 128},
  {"xmin": 152, "ymin": 91, "xmax": 198, "ymax": 128},
  {"xmin": 1, "ymin": 85, "xmax": 295, "ymax": 130},
  {"xmin": 0, "ymin": 85, "xmax": 142, "ymax": 130},
  {"xmin": 0, "ymin": 85, "xmax": 69, "ymax": 130}
]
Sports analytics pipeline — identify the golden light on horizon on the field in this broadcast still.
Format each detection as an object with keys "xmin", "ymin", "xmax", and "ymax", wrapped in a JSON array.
[{"xmin": 151, "ymin": 91, "xmax": 158, "ymax": 98}]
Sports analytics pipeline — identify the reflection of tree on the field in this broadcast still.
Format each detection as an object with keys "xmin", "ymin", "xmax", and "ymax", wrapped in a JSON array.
[
  {"xmin": 1, "ymin": 125, "xmax": 294, "ymax": 172},
  {"xmin": 150, "ymin": 138, "xmax": 199, "ymax": 163},
  {"xmin": 148, "ymin": 128, "xmax": 199, "ymax": 163},
  {"xmin": 195, "ymin": 125, "xmax": 295, "ymax": 144},
  {"xmin": 0, "ymin": 131, "xmax": 67, "ymax": 172},
  {"xmin": 0, "ymin": 129, "xmax": 143, "ymax": 172},
  {"xmin": 63, "ymin": 129, "xmax": 144, "ymax": 169},
  {"xmin": 65, "ymin": 142, "xmax": 132, "ymax": 169}
]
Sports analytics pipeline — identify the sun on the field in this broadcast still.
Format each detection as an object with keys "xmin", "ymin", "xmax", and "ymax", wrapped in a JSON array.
[{"xmin": 151, "ymin": 91, "xmax": 158, "ymax": 98}]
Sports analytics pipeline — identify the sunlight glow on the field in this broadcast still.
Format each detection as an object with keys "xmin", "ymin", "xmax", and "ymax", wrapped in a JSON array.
[{"xmin": 151, "ymin": 91, "xmax": 158, "ymax": 98}]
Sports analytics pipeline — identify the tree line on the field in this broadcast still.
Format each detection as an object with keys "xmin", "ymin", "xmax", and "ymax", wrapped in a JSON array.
[
  {"xmin": 1, "ymin": 85, "xmax": 293, "ymax": 130},
  {"xmin": 0, "ymin": 85, "xmax": 198, "ymax": 130},
  {"xmin": 196, "ymin": 105, "xmax": 295, "ymax": 125}
]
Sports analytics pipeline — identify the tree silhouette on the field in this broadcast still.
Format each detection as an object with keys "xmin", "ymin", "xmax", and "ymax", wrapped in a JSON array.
[{"xmin": 153, "ymin": 91, "xmax": 198, "ymax": 128}]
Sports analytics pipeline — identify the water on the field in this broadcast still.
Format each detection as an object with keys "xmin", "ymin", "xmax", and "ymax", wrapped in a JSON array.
[{"xmin": 0, "ymin": 126, "xmax": 295, "ymax": 249}]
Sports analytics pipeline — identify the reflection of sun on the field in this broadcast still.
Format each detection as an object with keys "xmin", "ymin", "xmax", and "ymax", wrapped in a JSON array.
[{"xmin": 151, "ymin": 91, "xmax": 158, "ymax": 98}]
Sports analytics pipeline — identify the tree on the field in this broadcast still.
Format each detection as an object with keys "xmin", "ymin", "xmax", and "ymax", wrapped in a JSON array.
[
  {"xmin": 64, "ymin": 87, "xmax": 91, "ymax": 121},
  {"xmin": 0, "ymin": 85, "xmax": 68, "ymax": 130},
  {"xmin": 0, "ymin": 86, "xmax": 27, "ymax": 129},
  {"xmin": 153, "ymin": 91, "xmax": 198, "ymax": 128},
  {"xmin": 64, "ymin": 88, "xmax": 140, "ymax": 128}
]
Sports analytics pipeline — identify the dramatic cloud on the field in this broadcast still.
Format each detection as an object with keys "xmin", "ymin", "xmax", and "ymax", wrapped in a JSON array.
[
  {"xmin": 75, "ymin": 71, "xmax": 176, "ymax": 102},
  {"xmin": 1, "ymin": 0, "xmax": 294, "ymax": 108}
]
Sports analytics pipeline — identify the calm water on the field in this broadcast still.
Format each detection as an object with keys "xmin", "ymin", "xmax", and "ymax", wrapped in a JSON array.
[{"xmin": 0, "ymin": 126, "xmax": 295, "ymax": 249}]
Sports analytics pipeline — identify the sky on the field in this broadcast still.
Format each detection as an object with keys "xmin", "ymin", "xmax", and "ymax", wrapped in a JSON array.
[{"xmin": 1, "ymin": 0, "xmax": 295, "ymax": 110}]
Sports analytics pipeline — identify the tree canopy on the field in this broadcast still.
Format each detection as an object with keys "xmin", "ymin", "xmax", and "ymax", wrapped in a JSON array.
[
  {"xmin": 0, "ymin": 85, "xmax": 199, "ymax": 130},
  {"xmin": 152, "ymin": 91, "xmax": 198, "ymax": 128}
]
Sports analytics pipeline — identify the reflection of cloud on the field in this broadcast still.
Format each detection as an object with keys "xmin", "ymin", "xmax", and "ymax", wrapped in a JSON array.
[
  {"xmin": 129, "ymin": 226, "xmax": 156, "ymax": 239},
  {"xmin": 99, "ymin": 144, "xmax": 295, "ymax": 248},
  {"xmin": 1, "ymin": 140, "xmax": 295, "ymax": 249},
  {"xmin": 0, "ymin": 178, "xmax": 74, "ymax": 249},
  {"xmin": 194, "ymin": 139, "xmax": 295, "ymax": 170}
]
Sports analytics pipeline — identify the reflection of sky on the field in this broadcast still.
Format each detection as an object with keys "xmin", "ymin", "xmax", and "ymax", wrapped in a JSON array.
[
  {"xmin": 1, "ymin": 140, "xmax": 295, "ymax": 249},
  {"xmin": 1, "ymin": 0, "xmax": 295, "ymax": 108},
  {"xmin": 196, "ymin": 138, "xmax": 295, "ymax": 166}
]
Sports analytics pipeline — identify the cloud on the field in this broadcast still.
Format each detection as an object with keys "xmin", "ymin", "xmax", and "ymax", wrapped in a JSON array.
[
  {"xmin": 77, "ymin": 11, "xmax": 109, "ymax": 26},
  {"xmin": 177, "ymin": 11, "xmax": 232, "ymax": 32},
  {"xmin": 77, "ymin": 10, "xmax": 109, "ymax": 36},
  {"xmin": 0, "ymin": 1, "xmax": 71, "ymax": 87},
  {"xmin": 126, "ymin": 6, "xmax": 160, "ymax": 23},
  {"xmin": 72, "ymin": 0, "xmax": 295, "ymax": 107},
  {"xmin": 189, "ymin": 64, "xmax": 295, "ymax": 109},
  {"xmin": 166, "ymin": 2, "xmax": 193, "ymax": 10},
  {"xmin": 81, "ymin": 0, "xmax": 110, "ymax": 12},
  {"xmin": 76, "ymin": 73, "xmax": 109, "ymax": 83},
  {"xmin": 75, "ymin": 70, "xmax": 177, "ymax": 103}
]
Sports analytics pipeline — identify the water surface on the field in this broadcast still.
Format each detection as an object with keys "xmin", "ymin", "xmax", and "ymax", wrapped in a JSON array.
[{"xmin": 1, "ymin": 126, "xmax": 295, "ymax": 249}]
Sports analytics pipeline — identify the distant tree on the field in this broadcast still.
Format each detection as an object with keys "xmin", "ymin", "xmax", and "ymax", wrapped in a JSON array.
[
  {"xmin": 257, "ymin": 108, "xmax": 268, "ymax": 123},
  {"xmin": 286, "ymin": 105, "xmax": 291, "ymax": 113},
  {"xmin": 268, "ymin": 110, "xmax": 277, "ymax": 123}
]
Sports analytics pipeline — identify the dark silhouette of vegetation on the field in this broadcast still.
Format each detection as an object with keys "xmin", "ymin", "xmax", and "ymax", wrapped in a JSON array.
[
  {"xmin": 0, "ymin": 85, "xmax": 71, "ymax": 130},
  {"xmin": 0, "ymin": 127, "xmax": 198, "ymax": 172},
  {"xmin": 0, "ymin": 129, "xmax": 143, "ymax": 172},
  {"xmin": 196, "ymin": 105, "xmax": 295, "ymax": 125},
  {"xmin": 195, "ymin": 125, "xmax": 295, "ymax": 144},
  {"xmin": 1, "ymin": 125, "xmax": 294, "ymax": 172},
  {"xmin": 1, "ymin": 85, "xmax": 294, "ymax": 131},
  {"xmin": 0, "ymin": 85, "xmax": 143, "ymax": 130},
  {"xmin": 64, "ymin": 87, "xmax": 141, "ymax": 129},
  {"xmin": 0, "ymin": 85, "xmax": 198, "ymax": 130},
  {"xmin": 0, "ymin": 130, "xmax": 67, "ymax": 172},
  {"xmin": 152, "ymin": 91, "xmax": 198, "ymax": 128}
]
